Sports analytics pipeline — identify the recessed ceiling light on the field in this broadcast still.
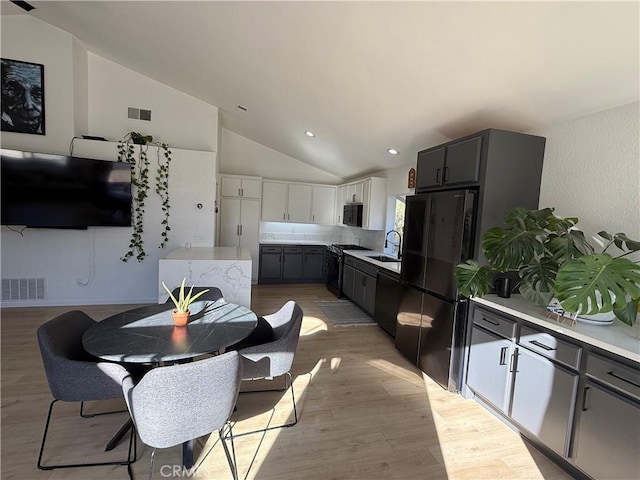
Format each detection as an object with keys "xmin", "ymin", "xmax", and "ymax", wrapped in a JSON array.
[
  {"xmin": 305, "ymin": 131, "xmax": 315, "ymax": 137},
  {"xmin": 387, "ymin": 148, "xmax": 399, "ymax": 155}
]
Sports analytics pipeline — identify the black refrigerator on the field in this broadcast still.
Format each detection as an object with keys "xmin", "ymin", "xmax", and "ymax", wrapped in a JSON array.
[{"xmin": 395, "ymin": 190, "xmax": 476, "ymax": 392}]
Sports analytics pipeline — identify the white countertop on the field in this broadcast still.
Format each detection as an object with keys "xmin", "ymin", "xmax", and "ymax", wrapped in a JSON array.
[
  {"xmin": 163, "ymin": 247, "xmax": 252, "ymax": 261},
  {"xmin": 473, "ymin": 295, "xmax": 640, "ymax": 363},
  {"xmin": 259, "ymin": 240, "xmax": 331, "ymax": 246},
  {"xmin": 344, "ymin": 249, "xmax": 402, "ymax": 274}
]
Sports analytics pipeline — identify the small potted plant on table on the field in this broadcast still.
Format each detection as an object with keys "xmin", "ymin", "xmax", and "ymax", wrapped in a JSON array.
[{"xmin": 162, "ymin": 278, "xmax": 210, "ymax": 326}]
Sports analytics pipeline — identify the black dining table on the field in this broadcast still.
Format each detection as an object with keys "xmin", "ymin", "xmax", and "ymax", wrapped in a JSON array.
[{"xmin": 82, "ymin": 299, "xmax": 257, "ymax": 469}]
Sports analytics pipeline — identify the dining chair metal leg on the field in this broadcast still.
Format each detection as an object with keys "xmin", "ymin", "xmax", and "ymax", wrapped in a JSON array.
[
  {"xmin": 232, "ymin": 371, "xmax": 299, "ymax": 438},
  {"xmin": 149, "ymin": 448, "xmax": 157, "ymax": 480},
  {"xmin": 37, "ymin": 399, "xmax": 137, "ymax": 471},
  {"xmin": 219, "ymin": 423, "xmax": 239, "ymax": 480},
  {"xmin": 79, "ymin": 400, "xmax": 127, "ymax": 418}
]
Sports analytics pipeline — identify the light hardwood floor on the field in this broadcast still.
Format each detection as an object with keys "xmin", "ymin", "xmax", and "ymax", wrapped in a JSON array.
[{"xmin": 1, "ymin": 284, "xmax": 572, "ymax": 480}]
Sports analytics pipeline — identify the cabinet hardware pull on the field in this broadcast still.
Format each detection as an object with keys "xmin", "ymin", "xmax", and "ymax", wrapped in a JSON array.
[
  {"xmin": 283, "ymin": 213, "xmax": 286, "ymax": 220},
  {"xmin": 509, "ymin": 351, "xmax": 517, "ymax": 373},
  {"xmin": 288, "ymin": 213, "xmax": 290, "ymax": 220},
  {"xmin": 482, "ymin": 316, "xmax": 500, "ymax": 326},
  {"xmin": 240, "ymin": 225, "xmax": 243, "ymax": 236},
  {"xmin": 529, "ymin": 340, "xmax": 555, "ymax": 351},
  {"xmin": 241, "ymin": 188, "xmax": 244, "ymax": 196},
  {"xmin": 582, "ymin": 386, "xmax": 590, "ymax": 411},
  {"xmin": 313, "ymin": 214, "xmax": 315, "ymax": 222},
  {"xmin": 436, "ymin": 168, "xmax": 441, "ymax": 183},
  {"xmin": 499, "ymin": 346, "xmax": 508, "ymax": 365},
  {"xmin": 607, "ymin": 371, "xmax": 640, "ymax": 389},
  {"xmin": 444, "ymin": 166, "xmax": 449, "ymax": 182},
  {"xmin": 238, "ymin": 188, "xmax": 241, "ymax": 196},
  {"xmin": 237, "ymin": 225, "xmax": 240, "ymax": 236}
]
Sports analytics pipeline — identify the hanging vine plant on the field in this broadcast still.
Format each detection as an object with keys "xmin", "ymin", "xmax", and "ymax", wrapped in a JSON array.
[{"xmin": 117, "ymin": 132, "xmax": 172, "ymax": 262}]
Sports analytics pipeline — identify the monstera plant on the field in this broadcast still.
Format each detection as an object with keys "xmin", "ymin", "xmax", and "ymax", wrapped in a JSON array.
[{"xmin": 454, "ymin": 207, "xmax": 640, "ymax": 326}]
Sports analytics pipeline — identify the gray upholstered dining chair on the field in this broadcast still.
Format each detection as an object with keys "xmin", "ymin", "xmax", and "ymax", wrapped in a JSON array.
[
  {"xmin": 104, "ymin": 351, "xmax": 243, "ymax": 480},
  {"xmin": 165, "ymin": 285, "xmax": 224, "ymax": 304},
  {"xmin": 234, "ymin": 300, "xmax": 304, "ymax": 435},
  {"xmin": 36, "ymin": 310, "xmax": 137, "ymax": 473}
]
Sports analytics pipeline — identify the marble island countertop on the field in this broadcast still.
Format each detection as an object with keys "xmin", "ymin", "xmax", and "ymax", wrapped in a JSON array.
[
  {"xmin": 473, "ymin": 295, "xmax": 640, "ymax": 363},
  {"xmin": 344, "ymin": 249, "xmax": 402, "ymax": 274},
  {"xmin": 164, "ymin": 247, "xmax": 252, "ymax": 261}
]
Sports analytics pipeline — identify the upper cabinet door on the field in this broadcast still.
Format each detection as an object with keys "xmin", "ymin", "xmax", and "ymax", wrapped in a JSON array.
[
  {"xmin": 311, "ymin": 185, "xmax": 336, "ymax": 225},
  {"xmin": 287, "ymin": 183, "xmax": 312, "ymax": 223},
  {"xmin": 240, "ymin": 178, "xmax": 261, "ymax": 199},
  {"xmin": 444, "ymin": 136, "xmax": 482, "ymax": 186},
  {"xmin": 220, "ymin": 176, "xmax": 261, "ymax": 198},
  {"xmin": 417, "ymin": 148, "xmax": 446, "ymax": 189},
  {"xmin": 261, "ymin": 181, "xmax": 288, "ymax": 221},
  {"xmin": 220, "ymin": 177, "xmax": 242, "ymax": 197}
]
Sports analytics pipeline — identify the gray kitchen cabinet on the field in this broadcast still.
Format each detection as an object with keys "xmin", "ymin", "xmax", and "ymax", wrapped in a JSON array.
[
  {"xmin": 354, "ymin": 270, "xmax": 376, "ymax": 315},
  {"xmin": 466, "ymin": 307, "xmax": 517, "ymax": 413},
  {"xmin": 282, "ymin": 246, "xmax": 303, "ymax": 281},
  {"xmin": 417, "ymin": 136, "xmax": 482, "ymax": 189},
  {"xmin": 342, "ymin": 261, "xmax": 356, "ymax": 300},
  {"xmin": 302, "ymin": 246, "xmax": 325, "ymax": 281},
  {"xmin": 510, "ymin": 346, "xmax": 578, "ymax": 457},
  {"xmin": 465, "ymin": 302, "xmax": 640, "ymax": 479},
  {"xmin": 259, "ymin": 244, "xmax": 326, "ymax": 283},
  {"xmin": 351, "ymin": 259, "xmax": 377, "ymax": 316},
  {"xmin": 466, "ymin": 325, "xmax": 514, "ymax": 413},
  {"xmin": 573, "ymin": 353, "xmax": 640, "ymax": 480},
  {"xmin": 259, "ymin": 245, "xmax": 282, "ymax": 282}
]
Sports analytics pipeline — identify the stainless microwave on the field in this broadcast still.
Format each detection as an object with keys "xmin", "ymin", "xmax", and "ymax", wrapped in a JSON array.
[{"xmin": 343, "ymin": 204, "xmax": 363, "ymax": 227}]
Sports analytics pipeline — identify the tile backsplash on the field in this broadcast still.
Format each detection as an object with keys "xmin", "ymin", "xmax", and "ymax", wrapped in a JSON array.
[{"xmin": 259, "ymin": 222, "xmax": 384, "ymax": 249}]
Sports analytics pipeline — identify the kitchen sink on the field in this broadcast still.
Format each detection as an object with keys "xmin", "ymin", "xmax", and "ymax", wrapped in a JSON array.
[{"xmin": 368, "ymin": 255, "xmax": 401, "ymax": 263}]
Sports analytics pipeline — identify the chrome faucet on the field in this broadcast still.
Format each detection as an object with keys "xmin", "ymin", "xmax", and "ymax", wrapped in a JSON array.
[{"xmin": 384, "ymin": 230, "xmax": 402, "ymax": 259}]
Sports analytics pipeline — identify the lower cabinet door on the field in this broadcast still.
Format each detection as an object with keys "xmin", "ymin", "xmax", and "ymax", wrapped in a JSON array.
[
  {"xmin": 342, "ymin": 264, "xmax": 356, "ymax": 300},
  {"xmin": 466, "ymin": 325, "xmax": 513, "ymax": 413},
  {"xmin": 282, "ymin": 253, "xmax": 303, "ymax": 280},
  {"xmin": 259, "ymin": 253, "xmax": 282, "ymax": 281},
  {"xmin": 574, "ymin": 381, "xmax": 640, "ymax": 480},
  {"xmin": 510, "ymin": 347, "xmax": 578, "ymax": 457},
  {"xmin": 303, "ymin": 253, "xmax": 324, "ymax": 281}
]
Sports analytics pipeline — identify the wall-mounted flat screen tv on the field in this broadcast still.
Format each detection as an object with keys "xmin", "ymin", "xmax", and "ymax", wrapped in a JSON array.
[{"xmin": 1, "ymin": 149, "xmax": 132, "ymax": 228}]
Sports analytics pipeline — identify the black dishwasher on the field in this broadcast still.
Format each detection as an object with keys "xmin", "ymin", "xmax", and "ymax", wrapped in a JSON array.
[{"xmin": 374, "ymin": 269, "xmax": 400, "ymax": 337}]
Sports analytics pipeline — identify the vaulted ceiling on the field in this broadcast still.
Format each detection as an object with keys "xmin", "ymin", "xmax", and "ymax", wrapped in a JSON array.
[{"xmin": 2, "ymin": 1, "xmax": 638, "ymax": 179}]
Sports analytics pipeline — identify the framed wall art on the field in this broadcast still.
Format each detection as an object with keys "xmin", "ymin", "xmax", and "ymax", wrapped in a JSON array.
[{"xmin": 1, "ymin": 58, "xmax": 45, "ymax": 135}]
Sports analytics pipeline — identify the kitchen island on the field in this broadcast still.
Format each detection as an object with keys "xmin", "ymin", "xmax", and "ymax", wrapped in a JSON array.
[{"xmin": 158, "ymin": 247, "xmax": 252, "ymax": 308}]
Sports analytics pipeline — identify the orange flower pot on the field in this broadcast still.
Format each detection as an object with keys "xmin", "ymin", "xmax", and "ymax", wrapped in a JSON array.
[{"xmin": 172, "ymin": 310, "xmax": 190, "ymax": 327}]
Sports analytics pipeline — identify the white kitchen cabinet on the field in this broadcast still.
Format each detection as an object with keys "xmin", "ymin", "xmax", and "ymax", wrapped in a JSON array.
[
  {"xmin": 335, "ymin": 185, "xmax": 348, "ymax": 224},
  {"xmin": 262, "ymin": 181, "xmax": 288, "ymax": 221},
  {"xmin": 262, "ymin": 181, "xmax": 332, "ymax": 224},
  {"xmin": 287, "ymin": 183, "xmax": 312, "ymax": 223},
  {"xmin": 220, "ymin": 175, "xmax": 261, "ymax": 199},
  {"xmin": 346, "ymin": 182, "xmax": 364, "ymax": 204},
  {"xmin": 219, "ymin": 197, "xmax": 260, "ymax": 281},
  {"xmin": 311, "ymin": 185, "xmax": 336, "ymax": 225},
  {"xmin": 336, "ymin": 177, "xmax": 387, "ymax": 229},
  {"xmin": 362, "ymin": 177, "xmax": 387, "ymax": 230}
]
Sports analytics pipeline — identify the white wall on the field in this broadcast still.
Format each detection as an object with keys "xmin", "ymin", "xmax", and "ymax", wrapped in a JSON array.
[
  {"xmin": 88, "ymin": 55, "xmax": 219, "ymax": 152},
  {"xmin": 1, "ymin": 15, "xmax": 219, "ymax": 306},
  {"xmin": 221, "ymin": 128, "xmax": 342, "ymax": 184},
  {"xmin": 534, "ymin": 102, "xmax": 640, "ymax": 244}
]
